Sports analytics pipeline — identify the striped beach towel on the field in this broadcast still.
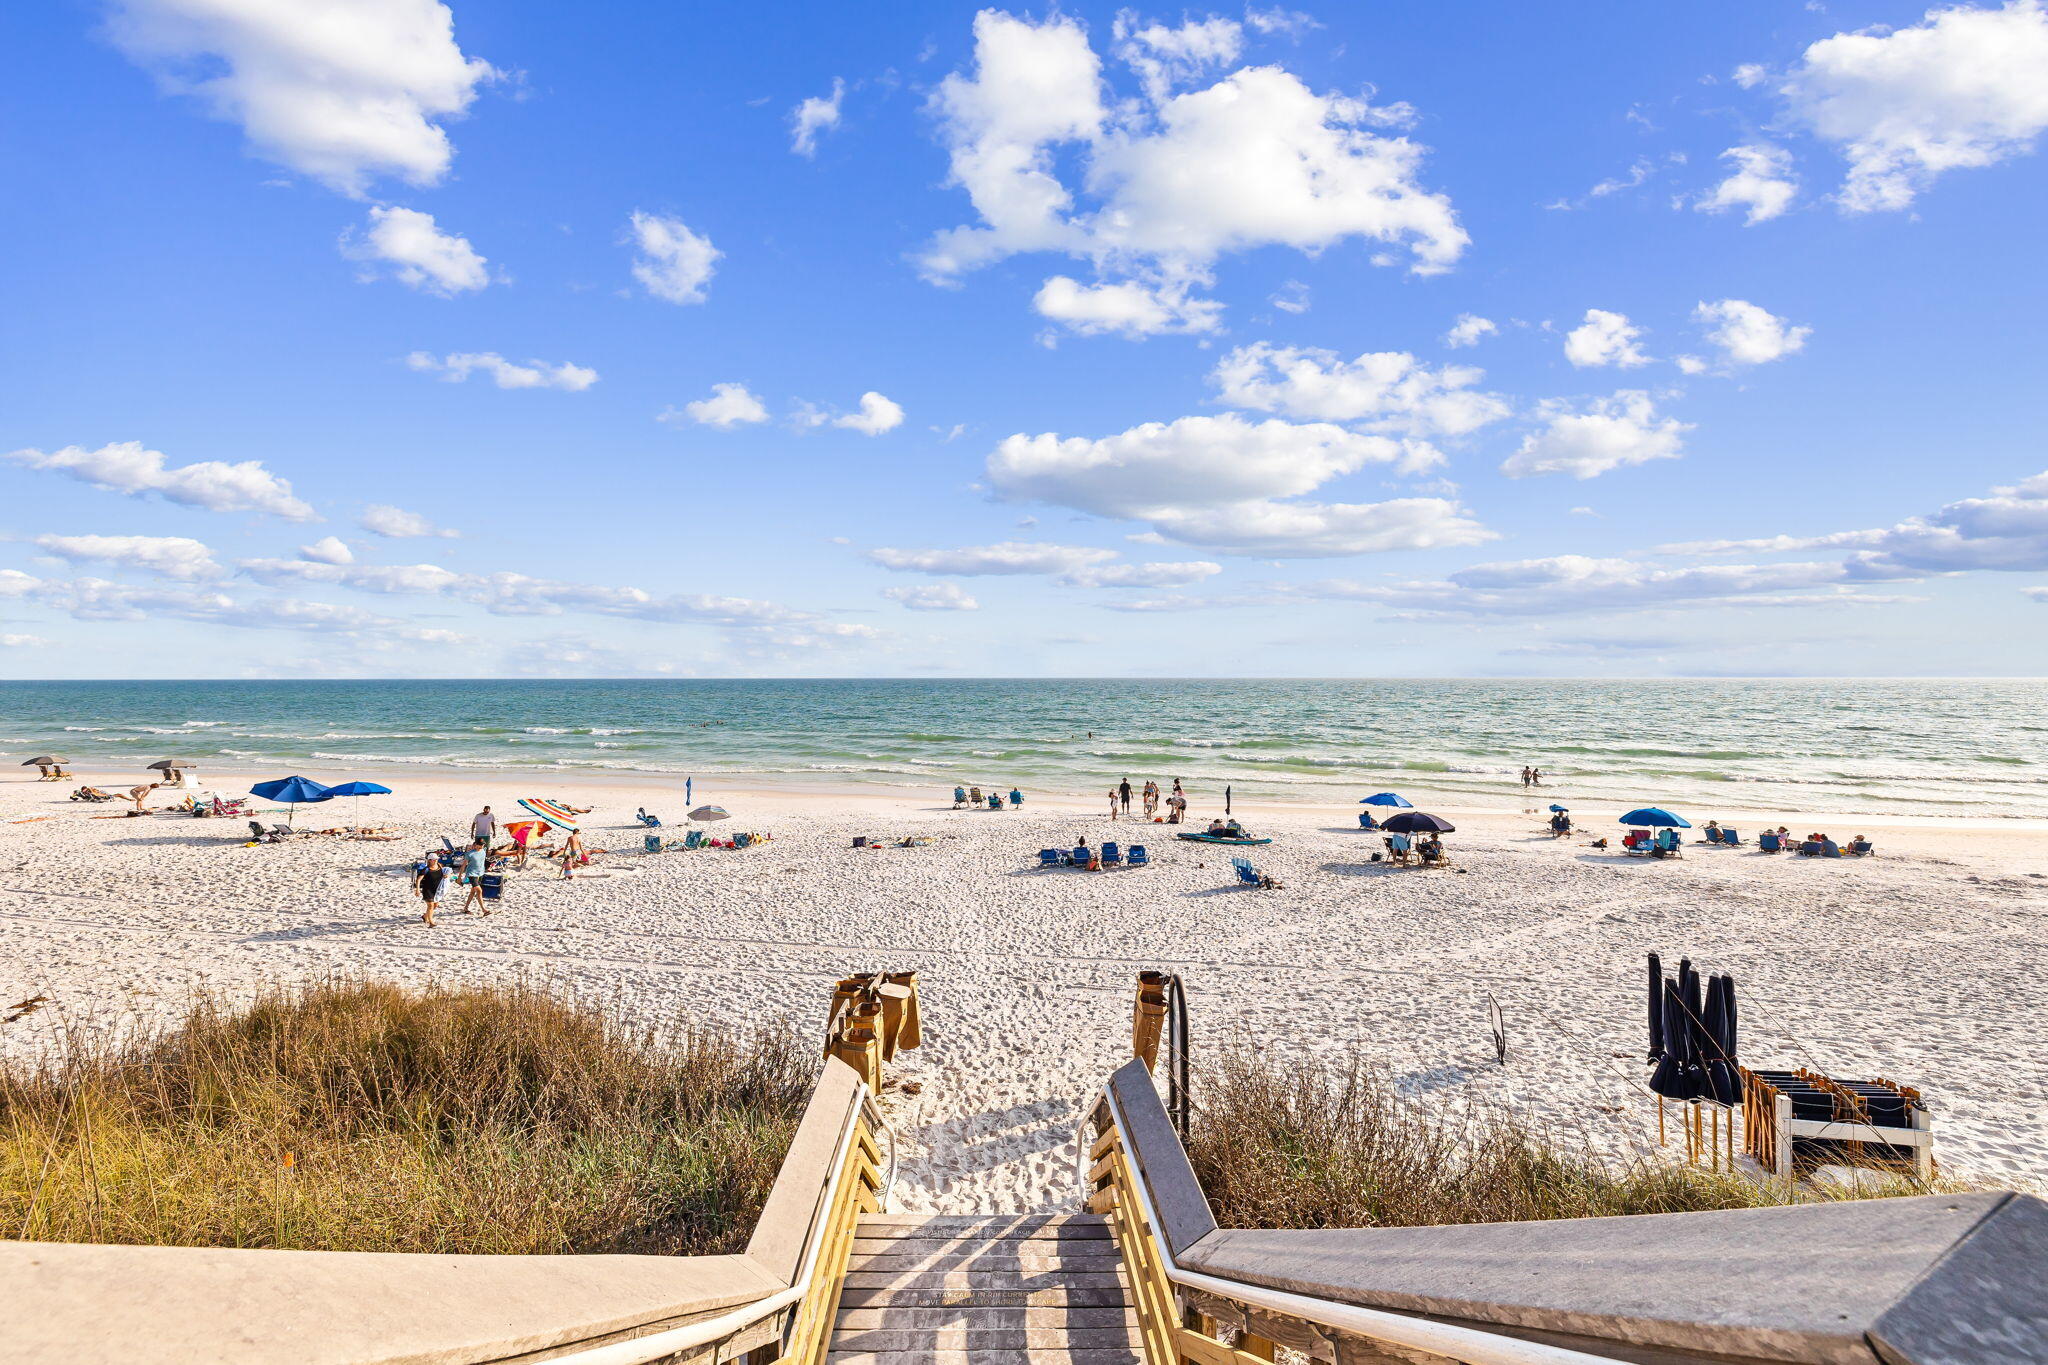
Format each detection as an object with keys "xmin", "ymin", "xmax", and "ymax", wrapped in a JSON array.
[{"xmin": 517, "ymin": 797, "xmax": 580, "ymax": 831}]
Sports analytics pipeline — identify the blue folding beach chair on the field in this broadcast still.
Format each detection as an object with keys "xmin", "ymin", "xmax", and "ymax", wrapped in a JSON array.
[
  {"xmin": 1071, "ymin": 845, "xmax": 1091, "ymax": 867},
  {"xmin": 953, "ymin": 787, "xmax": 968, "ymax": 807},
  {"xmin": 1703, "ymin": 827, "xmax": 1725, "ymax": 845},
  {"xmin": 1758, "ymin": 831, "xmax": 1782, "ymax": 852},
  {"xmin": 1722, "ymin": 828, "xmax": 1742, "ymax": 845},
  {"xmin": 1102, "ymin": 841, "xmax": 1123, "ymax": 866},
  {"xmin": 1038, "ymin": 848, "xmax": 1061, "ymax": 868},
  {"xmin": 1008, "ymin": 789, "xmax": 1023, "ymax": 807},
  {"xmin": 1232, "ymin": 857, "xmax": 1260, "ymax": 886},
  {"xmin": 1126, "ymin": 844, "xmax": 1149, "ymax": 868}
]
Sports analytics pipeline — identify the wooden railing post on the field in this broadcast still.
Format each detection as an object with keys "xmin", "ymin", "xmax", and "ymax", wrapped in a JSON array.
[{"xmin": 1134, "ymin": 971, "xmax": 1170, "ymax": 1069}]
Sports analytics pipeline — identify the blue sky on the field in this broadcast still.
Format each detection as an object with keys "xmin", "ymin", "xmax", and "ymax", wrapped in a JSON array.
[{"xmin": 4, "ymin": 0, "xmax": 2046, "ymax": 678}]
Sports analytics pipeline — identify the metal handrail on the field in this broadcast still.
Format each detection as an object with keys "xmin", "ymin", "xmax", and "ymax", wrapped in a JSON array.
[
  {"xmin": 1098, "ymin": 1082, "xmax": 1625, "ymax": 1365},
  {"xmin": 545, "ymin": 1082, "xmax": 889, "ymax": 1365}
]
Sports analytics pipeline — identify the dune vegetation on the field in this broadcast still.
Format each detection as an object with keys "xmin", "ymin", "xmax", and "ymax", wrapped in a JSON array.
[{"xmin": 1, "ymin": 978, "xmax": 812, "ymax": 1255}]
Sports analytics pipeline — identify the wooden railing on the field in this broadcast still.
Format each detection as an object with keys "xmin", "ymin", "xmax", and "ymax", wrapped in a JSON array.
[
  {"xmin": 1085, "ymin": 1072, "xmax": 1611, "ymax": 1365},
  {"xmin": 1085, "ymin": 1055, "xmax": 2046, "ymax": 1365}
]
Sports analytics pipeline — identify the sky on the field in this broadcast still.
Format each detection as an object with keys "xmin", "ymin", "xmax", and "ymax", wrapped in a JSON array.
[{"xmin": 3, "ymin": 0, "xmax": 2047, "ymax": 679}]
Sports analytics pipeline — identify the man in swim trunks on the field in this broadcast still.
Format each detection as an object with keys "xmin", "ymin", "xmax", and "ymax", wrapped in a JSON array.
[{"xmin": 461, "ymin": 839, "xmax": 489, "ymax": 915}]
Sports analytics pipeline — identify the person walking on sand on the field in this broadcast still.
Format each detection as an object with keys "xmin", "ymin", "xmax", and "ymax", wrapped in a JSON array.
[
  {"xmin": 461, "ymin": 839, "xmax": 489, "ymax": 916},
  {"xmin": 1108, "ymin": 787, "xmax": 1121, "ymax": 819},
  {"xmin": 1142, "ymin": 779, "xmax": 1158, "ymax": 818},
  {"xmin": 417, "ymin": 853, "xmax": 447, "ymax": 927},
  {"xmin": 471, "ymin": 805, "xmax": 497, "ymax": 847},
  {"xmin": 1118, "ymin": 777, "xmax": 1132, "ymax": 813}
]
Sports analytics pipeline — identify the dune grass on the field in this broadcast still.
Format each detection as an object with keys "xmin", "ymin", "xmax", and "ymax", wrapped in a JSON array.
[
  {"xmin": 1183, "ymin": 1044, "xmax": 1929, "ymax": 1230},
  {"xmin": 1, "ymin": 978, "xmax": 813, "ymax": 1255}
]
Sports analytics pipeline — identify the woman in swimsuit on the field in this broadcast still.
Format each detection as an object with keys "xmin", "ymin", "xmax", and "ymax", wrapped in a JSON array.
[{"xmin": 416, "ymin": 853, "xmax": 447, "ymax": 927}]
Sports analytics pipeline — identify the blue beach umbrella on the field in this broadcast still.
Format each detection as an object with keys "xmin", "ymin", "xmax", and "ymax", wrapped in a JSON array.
[
  {"xmin": 1549, "ymin": 804, "xmax": 1569, "ymax": 813},
  {"xmin": 1620, "ymin": 807, "xmax": 1691, "ymax": 828},
  {"xmin": 1360, "ymin": 792, "xmax": 1413, "ymax": 808},
  {"xmin": 250, "ymin": 775, "xmax": 333, "ymax": 825},
  {"xmin": 326, "ymin": 780, "xmax": 392, "ymax": 827}
]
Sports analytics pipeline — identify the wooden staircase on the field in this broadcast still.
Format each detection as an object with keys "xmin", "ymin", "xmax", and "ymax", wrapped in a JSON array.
[{"xmin": 828, "ymin": 1213, "xmax": 1142, "ymax": 1365}]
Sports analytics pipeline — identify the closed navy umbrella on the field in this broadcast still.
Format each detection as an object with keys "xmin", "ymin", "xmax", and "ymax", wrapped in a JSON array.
[
  {"xmin": 1702, "ymin": 974, "xmax": 1741, "ymax": 1106},
  {"xmin": 1647, "ymin": 952, "xmax": 1665, "ymax": 1063},
  {"xmin": 1648, "ymin": 979, "xmax": 1694, "ymax": 1099}
]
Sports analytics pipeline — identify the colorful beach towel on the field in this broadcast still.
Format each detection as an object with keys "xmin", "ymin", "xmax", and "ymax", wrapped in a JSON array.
[{"xmin": 517, "ymin": 797, "xmax": 579, "ymax": 831}]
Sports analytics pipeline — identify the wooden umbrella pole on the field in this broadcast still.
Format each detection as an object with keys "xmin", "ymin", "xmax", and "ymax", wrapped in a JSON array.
[{"xmin": 1657, "ymin": 1095, "xmax": 1665, "ymax": 1146}]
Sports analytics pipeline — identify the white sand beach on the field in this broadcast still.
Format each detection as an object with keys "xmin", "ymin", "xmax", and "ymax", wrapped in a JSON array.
[{"xmin": 3, "ymin": 767, "xmax": 2044, "ymax": 1212}]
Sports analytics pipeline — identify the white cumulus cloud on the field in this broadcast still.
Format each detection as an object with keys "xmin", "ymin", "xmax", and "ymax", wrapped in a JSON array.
[
  {"xmin": 1696, "ymin": 144, "xmax": 1799, "ymax": 225},
  {"xmin": 921, "ymin": 11, "xmax": 1465, "ymax": 332},
  {"xmin": 1032, "ymin": 276, "xmax": 1222, "ymax": 336},
  {"xmin": 790, "ymin": 78, "xmax": 845, "ymax": 156},
  {"xmin": 987, "ymin": 412, "xmax": 1490, "ymax": 557},
  {"xmin": 6, "ymin": 440, "xmax": 315, "ymax": 520},
  {"xmin": 1781, "ymin": 0, "xmax": 2048, "ymax": 212},
  {"xmin": 1501, "ymin": 391, "xmax": 1690, "ymax": 480},
  {"xmin": 104, "ymin": 0, "xmax": 496, "ymax": 197},
  {"xmin": 33, "ymin": 533, "xmax": 219, "ymax": 580},
  {"xmin": 359, "ymin": 504, "xmax": 457, "ymax": 539},
  {"xmin": 882, "ymin": 582, "xmax": 980, "ymax": 611},
  {"xmin": 405, "ymin": 351, "xmax": 597, "ymax": 390},
  {"xmin": 835, "ymin": 392, "xmax": 905, "ymax": 435},
  {"xmin": 1210, "ymin": 343, "xmax": 1509, "ymax": 440},
  {"xmin": 1443, "ymin": 313, "xmax": 1497, "ymax": 348},
  {"xmin": 344, "ymin": 206, "xmax": 488, "ymax": 294},
  {"xmin": 1694, "ymin": 299, "xmax": 1812, "ymax": 367},
  {"xmin": 299, "ymin": 535, "xmax": 354, "ymax": 565},
  {"xmin": 668, "ymin": 382, "xmax": 770, "ymax": 430},
  {"xmin": 869, "ymin": 542, "xmax": 1117, "ymax": 576},
  {"xmin": 628, "ymin": 211, "xmax": 719, "ymax": 305},
  {"xmin": 1563, "ymin": 309, "xmax": 1651, "ymax": 368}
]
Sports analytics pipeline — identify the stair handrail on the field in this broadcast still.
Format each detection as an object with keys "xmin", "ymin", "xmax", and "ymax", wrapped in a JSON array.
[
  {"xmin": 1092, "ymin": 1076, "xmax": 1623, "ymax": 1365},
  {"xmin": 542, "ymin": 1078, "xmax": 890, "ymax": 1365}
]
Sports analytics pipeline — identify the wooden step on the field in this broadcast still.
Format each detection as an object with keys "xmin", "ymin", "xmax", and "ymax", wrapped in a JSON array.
[
  {"xmin": 836, "ymin": 1286, "xmax": 1133, "ymax": 1310},
  {"xmin": 847, "ymin": 1246, "xmax": 1123, "ymax": 1271},
  {"xmin": 834, "ymin": 1307, "xmax": 1137, "ymax": 1332},
  {"xmin": 826, "ymin": 1351, "xmax": 1141, "ymax": 1365},
  {"xmin": 830, "ymin": 1326, "xmax": 1143, "ymax": 1352},
  {"xmin": 844, "ymin": 1269, "xmax": 1126, "ymax": 1292},
  {"xmin": 852, "ymin": 1215, "xmax": 1112, "ymax": 1241}
]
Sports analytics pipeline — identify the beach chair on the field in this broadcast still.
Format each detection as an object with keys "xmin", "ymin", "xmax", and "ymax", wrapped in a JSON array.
[
  {"xmin": 683, "ymin": 829, "xmax": 703, "ymax": 850},
  {"xmin": 1232, "ymin": 857, "xmax": 1259, "ymax": 886},
  {"xmin": 1721, "ymin": 827, "xmax": 1743, "ymax": 845},
  {"xmin": 1126, "ymin": 844, "xmax": 1149, "ymax": 868},
  {"xmin": 1702, "ymin": 827, "xmax": 1725, "ymax": 845},
  {"xmin": 644, "ymin": 834, "xmax": 663, "ymax": 853},
  {"xmin": 1386, "ymin": 833, "xmax": 1413, "ymax": 864},
  {"xmin": 1071, "ymin": 845, "xmax": 1092, "ymax": 868},
  {"xmin": 953, "ymin": 787, "xmax": 968, "ymax": 808},
  {"xmin": 988, "ymin": 793, "xmax": 1004, "ymax": 810},
  {"xmin": 635, "ymin": 809, "xmax": 662, "ymax": 827},
  {"xmin": 1358, "ymin": 812, "xmax": 1378, "ymax": 830},
  {"xmin": 1102, "ymin": 841, "xmax": 1123, "ymax": 866},
  {"xmin": 1758, "ymin": 832, "xmax": 1782, "ymax": 853},
  {"xmin": 1038, "ymin": 849, "xmax": 1062, "ymax": 868},
  {"xmin": 1848, "ymin": 839, "xmax": 1874, "ymax": 856},
  {"xmin": 1008, "ymin": 790, "xmax": 1023, "ymax": 807}
]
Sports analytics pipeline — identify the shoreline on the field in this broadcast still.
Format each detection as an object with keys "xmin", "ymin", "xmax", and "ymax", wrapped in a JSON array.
[{"xmin": 34, "ymin": 758, "xmax": 2048, "ymax": 835}]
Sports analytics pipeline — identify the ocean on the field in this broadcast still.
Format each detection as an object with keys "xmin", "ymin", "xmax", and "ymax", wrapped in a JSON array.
[{"xmin": 4, "ymin": 678, "xmax": 2046, "ymax": 819}]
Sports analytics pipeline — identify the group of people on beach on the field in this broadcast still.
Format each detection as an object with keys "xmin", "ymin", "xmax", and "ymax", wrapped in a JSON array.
[
  {"xmin": 410, "ymin": 804, "xmax": 592, "ymax": 926},
  {"xmin": 1109, "ymin": 777, "xmax": 1188, "ymax": 822}
]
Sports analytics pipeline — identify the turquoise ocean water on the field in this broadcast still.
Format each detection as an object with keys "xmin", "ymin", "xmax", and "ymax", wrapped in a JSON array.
[{"xmin": 3, "ymin": 678, "xmax": 2046, "ymax": 819}]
